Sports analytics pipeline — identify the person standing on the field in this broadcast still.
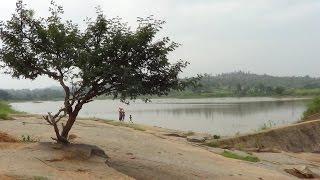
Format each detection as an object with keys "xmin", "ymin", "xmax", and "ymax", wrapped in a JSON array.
[{"xmin": 119, "ymin": 107, "xmax": 123, "ymax": 121}]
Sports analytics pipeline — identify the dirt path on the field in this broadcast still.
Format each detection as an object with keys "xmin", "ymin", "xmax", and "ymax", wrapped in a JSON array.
[{"xmin": 0, "ymin": 115, "xmax": 301, "ymax": 179}]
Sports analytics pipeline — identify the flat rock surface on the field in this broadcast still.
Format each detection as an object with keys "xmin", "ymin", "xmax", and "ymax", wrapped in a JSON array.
[{"xmin": 0, "ymin": 114, "xmax": 316, "ymax": 179}]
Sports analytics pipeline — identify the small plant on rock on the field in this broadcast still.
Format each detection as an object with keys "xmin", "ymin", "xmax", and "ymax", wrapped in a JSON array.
[{"xmin": 21, "ymin": 135, "xmax": 38, "ymax": 143}]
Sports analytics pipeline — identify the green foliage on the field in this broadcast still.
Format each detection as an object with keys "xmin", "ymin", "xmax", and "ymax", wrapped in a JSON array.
[
  {"xmin": 0, "ymin": 101, "xmax": 17, "ymax": 120},
  {"xmin": 303, "ymin": 97, "xmax": 320, "ymax": 119},
  {"xmin": 291, "ymin": 88, "xmax": 320, "ymax": 96},
  {"xmin": 221, "ymin": 150, "xmax": 260, "ymax": 162},
  {"xmin": 0, "ymin": 90, "xmax": 11, "ymax": 100},
  {"xmin": 0, "ymin": 113, "xmax": 9, "ymax": 120},
  {"xmin": 0, "ymin": 1, "xmax": 192, "ymax": 102},
  {"xmin": 4, "ymin": 88, "xmax": 64, "ymax": 101},
  {"xmin": 3, "ymin": 71, "xmax": 320, "ymax": 101}
]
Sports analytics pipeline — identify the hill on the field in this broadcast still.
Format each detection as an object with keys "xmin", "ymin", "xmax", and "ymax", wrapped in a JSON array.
[
  {"xmin": 172, "ymin": 71, "xmax": 320, "ymax": 98},
  {"xmin": 203, "ymin": 71, "xmax": 320, "ymax": 89}
]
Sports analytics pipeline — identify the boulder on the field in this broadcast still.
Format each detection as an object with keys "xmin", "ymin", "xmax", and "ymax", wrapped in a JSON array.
[
  {"xmin": 284, "ymin": 165, "xmax": 316, "ymax": 179},
  {"xmin": 187, "ymin": 136, "xmax": 206, "ymax": 143},
  {"xmin": 164, "ymin": 132, "xmax": 187, "ymax": 138}
]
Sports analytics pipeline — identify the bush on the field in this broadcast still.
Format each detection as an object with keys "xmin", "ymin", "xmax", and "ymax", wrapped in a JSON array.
[
  {"xmin": 0, "ymin": 101, "xmax": 18, "ymax": 120},
  {"xmin": 292, "ymin": 88, "xmax": 320, "ymax": 96},
  {"xmin": 0, "ymin": 113, "xmax": 9, "ymax": 120},
  {"xmin": 303, "ymin": 97, "xmax": 320, "ymax": 119},
  {"xmin": 213, "ymin": 135, "xmax": 221, "ymax": 139}
]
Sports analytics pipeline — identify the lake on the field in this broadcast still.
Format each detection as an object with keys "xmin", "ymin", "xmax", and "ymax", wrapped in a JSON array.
[{"xmin": 11, "ymin": 97, "xmax": 310, "ymax": 136}]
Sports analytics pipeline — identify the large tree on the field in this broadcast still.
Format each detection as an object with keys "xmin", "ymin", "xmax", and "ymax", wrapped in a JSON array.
[{"xmin": 0, "ymin": 1, "xmax": 195, "ymax": 143}]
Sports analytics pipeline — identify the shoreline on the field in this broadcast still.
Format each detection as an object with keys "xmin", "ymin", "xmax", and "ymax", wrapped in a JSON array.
[{"xmin": 9, "ymin": 96, "xmax": 310, "ymax": 137}]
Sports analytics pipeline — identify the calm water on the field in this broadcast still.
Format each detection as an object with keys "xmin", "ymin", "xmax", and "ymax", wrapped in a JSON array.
[{"xmin": 11, "ymin": 97, "xmax": 310, "ymax": 136}]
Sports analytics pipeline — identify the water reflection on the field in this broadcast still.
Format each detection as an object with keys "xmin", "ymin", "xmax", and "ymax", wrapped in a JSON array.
[
  {"xmin": 158, "ymin": 101, "xmax": 301, "ymax": 117},
  {"xmin": 11, "ymin": 98, "xmax": 309, "ymax": 136}
]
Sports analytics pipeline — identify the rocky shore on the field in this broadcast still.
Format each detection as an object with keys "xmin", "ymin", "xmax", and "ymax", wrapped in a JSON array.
[{"xmin": 0, "ymin": 114, "xmax": 319, "ymax": 179}]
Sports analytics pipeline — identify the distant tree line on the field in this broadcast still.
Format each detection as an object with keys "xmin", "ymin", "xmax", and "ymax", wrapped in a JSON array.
[
  {"xmin": 175, "ymin": 71, "xmax": 320, "ymax": 98},
  {"xmin": 2, "ymin": 71, "xmax": 320, "ymax": 101},
  {"xmin": 0, "ymin": 88, "xmax": 64, "ymax": 101}
]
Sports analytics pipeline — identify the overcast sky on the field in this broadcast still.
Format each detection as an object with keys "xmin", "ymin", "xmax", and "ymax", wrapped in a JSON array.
[{"xmin": 1, "ymin": 0, "xmax": 320, "ymax": 89}]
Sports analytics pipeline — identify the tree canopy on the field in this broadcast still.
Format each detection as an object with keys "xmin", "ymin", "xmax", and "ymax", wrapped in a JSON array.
[{"xmin": 0, "ymin": 1, "xmax": 193, "ymax": 143}]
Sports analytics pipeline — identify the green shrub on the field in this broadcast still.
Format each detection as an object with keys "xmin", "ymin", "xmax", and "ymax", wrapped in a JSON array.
[
  {"xmin": 21, "ymin": 135, "xmax": 39, "ymax": 143},
  {"xmin": 0, "ymin": 113, "xmax": 9, "ymax": 120},
  {"xmin": 303, "ymin": 97, "xmax": 320, "ymax": 119},
  {"xmin": 213, "ymin": 135, "xmax": 221, "ymax": 139},
  {"xmin": 0, "ymin": 101, "xmax": 18, "ymax": 120},
  {"xmin": 221, "ymin": 150, "xmax": 260, "ymax": 162},
  {"xmin": 292, "ymin": 88, "xmax": 320, "ymax": 96}
]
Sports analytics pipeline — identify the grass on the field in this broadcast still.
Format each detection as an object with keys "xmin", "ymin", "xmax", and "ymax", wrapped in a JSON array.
[
  {"xmin": 205, "ymin": 141, "xmax": 219, "ymax": 148},
  {"xmin": 291, "ymin": 88, "xmax": 320, "ymax": 96},
  {"xmin": 183, "ymin": 131, "xmax": 195, "ymax": 136},
  {"xmin": 221, "ymin": 150, "xmax": 260, "ymax": 162},
  {"xmin": 103, "ymin": 120, "xmax": 146, "ymax": 131},
  {"xmin": 0, "ymin": 101, "xmax": 19, "ymax": 120},
  {"xmin": 33, "ymin": 176, "xmax": 48, "ymax": 180}
]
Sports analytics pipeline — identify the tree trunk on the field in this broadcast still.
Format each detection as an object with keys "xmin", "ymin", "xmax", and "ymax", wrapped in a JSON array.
[
  {"xmin": 60, "ymin": 114, "xmax": 76, "ymax": 140},
  {"xmin": 59, "ymin": 105, "xmax": 82, "ymax": 143}
]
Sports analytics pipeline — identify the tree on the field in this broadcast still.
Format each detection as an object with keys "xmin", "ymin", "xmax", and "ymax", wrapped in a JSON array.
[
  {"xmin": 274, "ymin": 86, "xmax": 285, "ymax": 95},
  {"xmin": 0, "ymin": 90, "xmax": 10, "ymax": 100},
  {"xmin": 0, "ymin": 1, "xmax": 195, "ymax": 143}
]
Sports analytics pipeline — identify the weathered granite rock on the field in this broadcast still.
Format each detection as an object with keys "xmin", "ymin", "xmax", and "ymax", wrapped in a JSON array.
[
  {"xmin": 284, "ymin": 165, "xmax": 316, "ymax": 179},
  {"xmin": 187, "ymin": 136, "xmax": 206, "ymax": 143}
]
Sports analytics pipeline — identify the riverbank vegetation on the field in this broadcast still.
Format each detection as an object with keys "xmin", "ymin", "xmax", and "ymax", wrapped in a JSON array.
[
  {"xmin": 302, "ymin": 97, "xmax": 320, "ymax": 120},
  {"xmin": 173, "ymin": 72, "xmax": 320, "ymax": 98},
  {"xmin": 0, "ymin": 101, "xmax": 18, "ymax": 120},
  {"xmin": 1, "ymin": 72, "xmax": 320, "ymax": 101}
]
